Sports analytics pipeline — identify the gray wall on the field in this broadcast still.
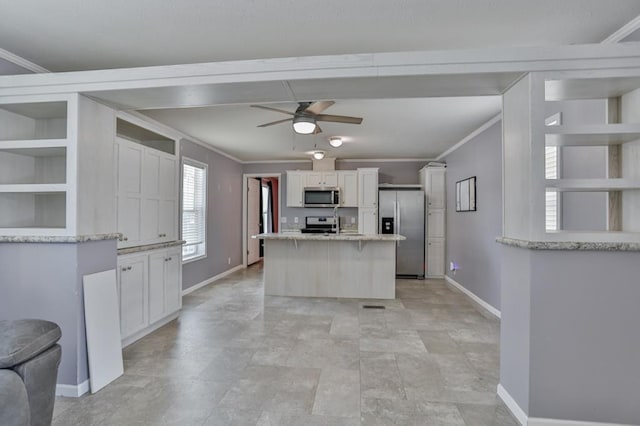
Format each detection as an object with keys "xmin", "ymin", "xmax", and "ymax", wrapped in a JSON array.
[
  {"xmin": 444, "ymin": 121, "xmax": 503, "ymax": 310},
  {"xmin": 0, "ymin": 240, "xmax": 116, "ymax": 386},
  {"xmin": 180, "ymin": 141, "xmax": 243, "ymax": 291},
  {"xmin": 529, "ymin": 250, "xmax": 640, "ymax": 424}
]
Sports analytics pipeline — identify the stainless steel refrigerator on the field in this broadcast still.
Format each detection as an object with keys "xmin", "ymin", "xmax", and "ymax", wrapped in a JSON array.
[{"xmin": 378, "ymin": 188, "xmax": 425, "ymax": 278}]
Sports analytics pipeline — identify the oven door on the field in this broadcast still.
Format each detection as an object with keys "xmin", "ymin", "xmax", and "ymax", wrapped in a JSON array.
[{"xmin": 304, "ymin": 188, "xmax": 339, "ymax": 207}]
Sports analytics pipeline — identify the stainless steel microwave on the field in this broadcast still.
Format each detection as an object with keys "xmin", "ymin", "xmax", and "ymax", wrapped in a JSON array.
[{"xmin": 303, "ymin": 187, "xmax": 340, "ymax": 208}]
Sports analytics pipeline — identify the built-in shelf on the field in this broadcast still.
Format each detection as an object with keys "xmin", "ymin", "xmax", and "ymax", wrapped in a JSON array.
[
  {"xmin": 0, "ymin": 139, "xmax": 68, "ymax": 151},
  {"xmin": 545, "ymin": 179, "xmax": 640, "ymax": 192},
  {"xmin": 545, "ymin": 76, "xmax": 640, "ymax": 101},
  {"xmin": 0, "ymin": 102, "xmax": 68, "ymax": 141},
  {"xmin": 545, "ymin": 124, "xmax": 640, "ymax": 146},
  {"xmin": 0, "ymin": 184, "xmax": 68, "ymax": 193}
]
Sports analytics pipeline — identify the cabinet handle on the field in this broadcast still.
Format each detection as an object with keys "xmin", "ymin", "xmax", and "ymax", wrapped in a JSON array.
[
  {"xmin": 168, "ymin": 257, "xmax": 172, "ymax": 261},
  {"xmin": 124, "ymin": 237, "xmax": 128, "ymax": 241},
  {"xmin": 122, "ymin": 267, "xmax": 127, "ymax": 271}
]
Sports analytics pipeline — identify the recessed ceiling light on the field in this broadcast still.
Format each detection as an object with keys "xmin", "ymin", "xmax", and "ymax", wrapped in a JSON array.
[
  {"xmin": 329, "ymin": 137, "xmax": 343, "ymax": 147},
  {"xmin": 312, "ymin": 151, "xmax": 325, "ymax": 160}
]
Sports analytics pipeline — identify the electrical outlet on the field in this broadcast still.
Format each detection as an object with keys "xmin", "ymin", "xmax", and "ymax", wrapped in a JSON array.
[
  {"xmin": 450, "ymin": 262, "xmax": 455, "ymax": 271},
  {"xmin": 294, "ymin": 217, "xmax": 299, "ymax": 224},
  {"xmin": 281, "ymin": 217, "xmax": 287, "ymax": 224},
  {"xmin": 228, "ymin": 257, "xmax": 231, "ymax": 265},
  {"xmin": 351, "ymin": 216, "xmax": 356, "ymax": 224}
]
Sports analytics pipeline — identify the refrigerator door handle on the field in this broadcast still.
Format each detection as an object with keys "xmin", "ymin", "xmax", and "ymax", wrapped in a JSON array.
[{"xmin": 396, "ymin": 201, "xmax": 401, "ymax": 247}]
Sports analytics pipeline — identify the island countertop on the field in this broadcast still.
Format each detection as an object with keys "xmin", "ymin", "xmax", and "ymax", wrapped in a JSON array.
[{"xmin": 253, "ymin": 232, "xmax": 405, "ymax": 242}]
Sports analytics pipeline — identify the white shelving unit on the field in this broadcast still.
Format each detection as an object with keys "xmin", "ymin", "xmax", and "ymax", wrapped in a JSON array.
[
  {"xmin": 542, "ymin": 74, "xmax": 640, "ymax": 240},
  {"xmin": 0, "ymin": 94, "xmax": 117, "ymax": 237},
  {"xmin": 0, "ymin": 97, "xmax": 71, "ymax": 234}
]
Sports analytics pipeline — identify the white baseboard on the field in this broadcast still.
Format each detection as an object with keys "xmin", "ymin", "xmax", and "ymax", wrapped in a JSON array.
[
  {"xmin": 56, "ymin": 379, "xmax": 89, "ymax": 397},
  {"xmin": 182, "ymin": 264, "xmax": 244, "ymax": 296},
  {"xmin": 528, "ymin": 419, "xmax": 633, "ymax": 426},
  {"xmin": 497, "ymin": 383, "xmax": 528, "ymax": 425},
  {"xmin": 497, "ymin": 383, "xmax": 630, "ymax": 426},
  {"xmin": 444, "ymin": 275, "xmax": 501, "ymax": 319}
]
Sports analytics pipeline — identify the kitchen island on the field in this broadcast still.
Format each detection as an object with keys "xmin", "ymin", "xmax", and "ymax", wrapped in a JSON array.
[{"xmin": 254, "ymin": 232, "xmax": 405, "ymax": 299}]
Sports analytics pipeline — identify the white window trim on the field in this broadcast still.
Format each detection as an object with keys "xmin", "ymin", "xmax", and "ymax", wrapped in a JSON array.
[{"xmin": 181, "ymin": 157, "xmax": 208, "ymax": 264}]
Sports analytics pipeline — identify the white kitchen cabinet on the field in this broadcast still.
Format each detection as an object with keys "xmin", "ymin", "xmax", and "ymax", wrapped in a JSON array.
[
  {"xmin": 358, "ymin": 207, "xmax": 378, "ymax": 234},
  {"xmin": 148, "ymin": 247, "xmax": 181, "ymax": 324},
  {"xmin": 420, "ymin": 166, "xmax": 446, "ymax": 277},
  {"xmin": 118, "ymin": 254, "xmax": 148, "ymax": 339},
  {"xmin": 115, "ymin": 134, "xmax": 178, "ymax": 247},
  {"xmin": 427, "ymin": 209, "xmax": 445, "ymax": 238},
  {"xmin": 118, "ymin": 246, "xmax": 182, "ymax": 346},
  {"xmin": 286, "ymin": 171, "xmax": 305, "ymax": 207},
  {"xmin": 338, "ymin": 171, "xmax": 358, "ymax": 207},
  {"xmin": 426, "ymin": 238, "xmax": 445, "ymax": 277},
  {"xmin": 306, "ymin": 171, "xmax": 338, "ymax": 187},
  {"xmin": 358, "ymin": 168, "xmax": 379, "ymax": 209}
]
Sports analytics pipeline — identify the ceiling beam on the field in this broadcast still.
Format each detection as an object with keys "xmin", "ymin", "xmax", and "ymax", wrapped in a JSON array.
[{"xmin": 2, "ymin": 43, "xmax": 640, "ymax": 98}]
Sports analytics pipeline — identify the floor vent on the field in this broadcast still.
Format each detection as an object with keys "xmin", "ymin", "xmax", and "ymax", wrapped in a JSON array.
[{"xmin": 362, "ymin": 305, "xmax": 386, "ymax": 309}]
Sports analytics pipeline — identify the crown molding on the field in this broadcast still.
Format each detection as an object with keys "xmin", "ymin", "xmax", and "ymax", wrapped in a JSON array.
[
  {"xmin": 242, "ymin": 159, "xmax": 311, "ymax": 164},
  {"xmin": 601, "ymin": 15, "xmax": 640, "ymax": 44},
  {"xmin": 0, "ymin": 48, "xmax": 50, "ymax": 73},
  {"xmin": 337, "ymin": 158, "xmax": 434, "ymax": 163},
  {"xmin": 436, "ymin": 114, "xmax": 502, "ymax": 161}
]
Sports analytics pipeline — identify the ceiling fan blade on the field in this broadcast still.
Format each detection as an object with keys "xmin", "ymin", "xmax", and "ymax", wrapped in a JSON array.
[
  {"xmin": 315, "ymin": 114, "xmax": 363, "ymax": 125},
  {"xmin": 257, "ymin": 118, "xmax": 293, "ymax": 127},
  {"xmin": 251, "ymin": 105, "xmax": 295, "ymax": 116},
  {"xmin": 304, "ymin": 101, "xmax": 335, "ymax": 115}
]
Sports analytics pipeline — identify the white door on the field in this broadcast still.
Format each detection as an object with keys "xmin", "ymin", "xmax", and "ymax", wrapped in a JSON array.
[
  {"xmin": 322, "ymin": 172, "xmax": 338, "ymax": 187},
  {"xmin": 118, "ymin": 256, "xmax": 148, "ymax": 339},
  {"xmin": 427, "ymin": 238, "xmax": 445, "ymax": 277},
  {"xmin": 286, "ymin": 172, "xmax": 304, "ymax": 207},
  {"xmin": 247, "ymin": 178, "xmax": 261, "ymax": 265},
  {"xmin": 164, "ymin": 249, "xmax": 182, "ymax": 314},
  {"xmin": 338, "ymin": 171, "xmax": 358, "ymax": 207},
  {"xmin": 148, "ymin": 252, "xmax": 166, "ymax": 324}
]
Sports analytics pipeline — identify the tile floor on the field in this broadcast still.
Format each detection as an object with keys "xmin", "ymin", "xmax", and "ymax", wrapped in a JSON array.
[{"xmin": 53, "ymin": 263, "xmax": 518, "ymax": 425}]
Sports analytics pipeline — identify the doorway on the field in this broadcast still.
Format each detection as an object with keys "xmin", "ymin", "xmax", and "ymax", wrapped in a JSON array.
[{"xmin": 243, "ymin": 173, "xmax": 281, "ymax": 267}]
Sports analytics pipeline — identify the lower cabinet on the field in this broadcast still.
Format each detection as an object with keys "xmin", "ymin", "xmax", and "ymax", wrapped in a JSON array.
[
  {"xmin": 118, "ymin": 246, "xmax": 182, "ymax": 345},
  {"xmin": 426, "ymin": 238, "xmax": 445, "ymax": 277}
]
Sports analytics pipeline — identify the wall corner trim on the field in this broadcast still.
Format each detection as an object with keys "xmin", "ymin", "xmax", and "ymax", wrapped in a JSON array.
[
  {"xmin": 182, "ymin": 264, "xmax": 245, "ymax": 296},
  {"xmin": 444, "ymin": 275, "xmax": 501, "ymax": 319},
  {"xmin": 0, "ymin": 48, "xmax": 51, "ymax": 73},
  {"xmin": 436, "ymin": 114, "xmax": 502, "ymax": 161},
  {"xmin": 497, "ymin": 383, "xmax": 528, "ymax": 426},
  {"xmin": 56, "ymin": 380, "xmax": 90, "ymax": 398},
  {"xmin": 601, "ymin": 15, "xmax": 640, "ymax": 44}
]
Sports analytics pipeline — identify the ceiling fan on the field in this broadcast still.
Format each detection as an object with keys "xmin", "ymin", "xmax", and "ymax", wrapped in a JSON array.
[{"xmin": 251, "ymin": 101, "xmax": 363, "ymax": 134}]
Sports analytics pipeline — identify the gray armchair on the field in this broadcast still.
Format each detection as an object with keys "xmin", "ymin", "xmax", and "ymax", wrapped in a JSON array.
[{"xmin": 0, "ymin": 320, "xmax": 62, "ymax": 426}]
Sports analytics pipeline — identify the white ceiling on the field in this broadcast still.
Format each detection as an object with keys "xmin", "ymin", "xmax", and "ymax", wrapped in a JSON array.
[{"xmin": 3, "ymin": 1, "xmax": 640, "ymax": 161}]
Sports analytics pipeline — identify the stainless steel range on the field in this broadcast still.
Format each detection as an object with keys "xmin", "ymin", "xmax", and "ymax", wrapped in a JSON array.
[{"xmin": 300, "ymin": 216, "xmax": 339, "ymax": 234}]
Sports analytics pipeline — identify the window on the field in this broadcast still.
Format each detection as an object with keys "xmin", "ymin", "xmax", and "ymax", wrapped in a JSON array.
[
  {"xmin": 545, "ymin": 146, "xmax": 559, "ymax": 231},
  {"xmin": 182, "ymin": 159, "xmax": 207, "ymax": 261}
]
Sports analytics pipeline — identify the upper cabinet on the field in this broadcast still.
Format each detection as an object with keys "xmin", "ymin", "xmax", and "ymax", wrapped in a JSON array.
[
  {"xmin": 0, "ymin": 94, "xmax": 115, "ymax": 236},
  {"xmin": 306, "ymin": 171, "xmax": 338, "ymax": 187},
  {"xmin": 358, "ymin": 168, "xmax": 379, "ymax": 209},
  {"xmin": 338, "ymin": 171, "xmax": 358, "ymax": 207},
  {"xmin": 286, "ymin": 171, "xmax": 305, "ymax": 207},
  {"xmin": 115, "ymin": 119, "xmax": 178, "ymax": 248}
]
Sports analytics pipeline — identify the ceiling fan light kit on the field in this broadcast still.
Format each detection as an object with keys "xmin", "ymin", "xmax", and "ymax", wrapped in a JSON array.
[
  {"xmin": 292, "ymin": 116, "xmax": 317, "ymax": 134},
  {"xmin": 312, "ymin": 151, "xmax": 325, "ymax": 160},
  {"xmin": 329, "ymin": 137, "xmax": 343, "ymax": 147}
]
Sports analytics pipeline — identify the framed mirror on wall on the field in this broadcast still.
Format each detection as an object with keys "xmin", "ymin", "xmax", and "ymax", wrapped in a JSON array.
[{"xmin": 456, "ymin": 176, "xmax": 476, "ymax": 212}]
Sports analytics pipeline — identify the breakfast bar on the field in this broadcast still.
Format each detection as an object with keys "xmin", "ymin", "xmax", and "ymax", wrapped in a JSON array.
[{"xmin": 254, "ymin": 233, "xmax": 405, "ymax": 299}]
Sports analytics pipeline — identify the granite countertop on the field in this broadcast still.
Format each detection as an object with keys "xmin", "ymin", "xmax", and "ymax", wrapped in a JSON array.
[
  {"xmin": 496, "ymin": 237, "xmax": 640, "ymax": 252},
  {"xmin": 254, "ymin": 232, "xmax": 406, "ymax": 242},
  {"xmin": 0, "ymin": 233, "xmax": 121, "ymax": 243},
  {"xmin": 118, "ymin": 240, "xmax": 186, "ymax": 255}
]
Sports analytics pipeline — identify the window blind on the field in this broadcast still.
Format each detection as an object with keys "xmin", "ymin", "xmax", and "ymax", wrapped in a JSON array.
[
  {"xmin": 545, "ymin": 146, "xmax": 558, "ymax": 231},
  {"xmin": 182, "ymin": 162, "xmax": 206, "ymax": 260}
]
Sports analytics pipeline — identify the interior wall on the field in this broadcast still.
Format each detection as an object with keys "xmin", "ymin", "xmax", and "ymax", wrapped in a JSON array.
[
  {"xmin": 529, "ymin": 250, "xmax": 640, "ymax": 425},
  {"xmin": 0, "ymin": 240, "xmax": 116, "ymax": 387},
  {"xmin": 443, "ymin": 121, "xmax": 503, "ymax": 310},
  {"xmin": 180, "ymin": 140, "xmax": 243, "ymax": 291}
]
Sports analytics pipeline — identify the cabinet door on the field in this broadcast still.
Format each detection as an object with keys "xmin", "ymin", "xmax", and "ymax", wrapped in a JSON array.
[
  {"xmin": 358, "ymin": 169, "xmax": 378, "ymax": 208},
  {"xmin": 306, "ymin": 172, "xmax": 322, "ymax": 187},
  {"xmin": 164, "ymin": 249, "xmax": 182, "ymax": 315},
  {"xmin": 338, "ymin": 171, "xmax": 358, "ymax": 207},
  {"xmin": 117, "ymin": 195, "xmax": 142, "ymax": 247},
  {"xmin": 427, "ymin": 169, "xmax": 446, "ymax": 210},
  {"xmin": 427, "ymin": 209, "xmax": 445, "ymax": 238},
  {"xmin": 142, "ymin": 150, "xmax": 161, "ymax": 197},
  {"xmin": 322, "ymin": 172, "xmax": 338, "ymax": 187},
  {"xmin": 148, "ymin": 252, "xmax": 166, "ymax": 324},
  {"xmin": 116, "ymin": 139, "xmax": 143, "ymax": 195},
  {"xmin": 358, "ymin": 207, "xmax": 378, "ymax": 234},
  {"xmin": 159, "ymin": 156, "xmax": 177, "ymax": 201},
  {"xmin": 118, "ymin": 256, "xmax": 148, "ymax": 339},
  {"xmin": 141, "ymin": 198, "xmax": 160, "ymax": 243},
  {"xmin": 286, "ymin": 172, "xmax": 304, "ymax": 207},
  {"xmin": 426, "ymin": 238, "xmax": 445, "ymax": 277},
  {"xmin": 159, "ymin": 199, "xmax": 177, "ymax": 241}
]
